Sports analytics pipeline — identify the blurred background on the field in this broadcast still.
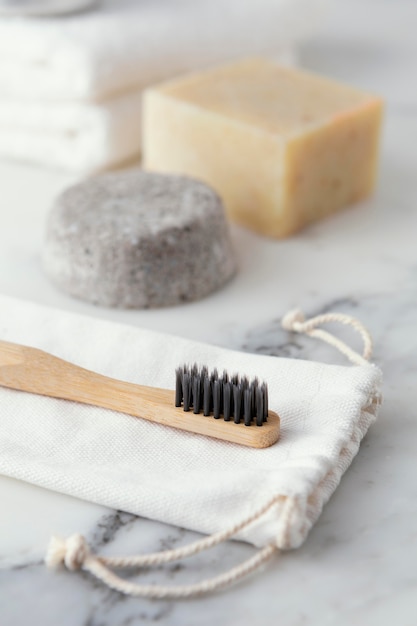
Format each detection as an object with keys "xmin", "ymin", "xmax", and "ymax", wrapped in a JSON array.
[{"xmin": 0, "ymin": 0, "xmax": 332, "ymax": 173}]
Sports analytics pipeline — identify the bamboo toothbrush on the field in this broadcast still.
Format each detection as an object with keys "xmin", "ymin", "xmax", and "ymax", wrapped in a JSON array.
[{"xmin": 0, "ymin": 340, "xmax": 280, "ymax": 448}]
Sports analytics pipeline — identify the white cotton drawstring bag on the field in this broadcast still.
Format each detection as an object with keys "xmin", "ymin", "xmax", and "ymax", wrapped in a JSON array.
[{"xmin": 0, "ymin": 294, "xmax": 382, "ymax": 598}]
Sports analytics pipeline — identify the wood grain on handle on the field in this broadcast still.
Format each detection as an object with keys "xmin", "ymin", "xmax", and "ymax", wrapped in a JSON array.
[{"xmin": 0, "ymin": 340, "xmax": 280, "ymax": 448}]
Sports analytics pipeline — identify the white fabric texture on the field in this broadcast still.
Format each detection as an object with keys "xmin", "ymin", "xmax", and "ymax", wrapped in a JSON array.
[
  {"xmin": 0, "ymin": 0, "xmax": 328, "ymax": 171},
  {"xmin": 0, "ymin": 294, "xmax": 382, "ymax": 549},
  {"xmin": 0, "ymin": 0, "xmax": 326, "ymax": 102},
  {"xmin": 0, "ymin": 90, "xmax": 142, "ymax": 172}
]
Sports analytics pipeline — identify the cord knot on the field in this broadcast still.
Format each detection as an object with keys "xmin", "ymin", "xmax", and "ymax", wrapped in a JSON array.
[
  {"xmin": 281, "ymin": 309, "xmax": 305, "ymax": 332},
  {"xmin": 45, "ymin": 534, "xmax": 89, "ymax": 571}
]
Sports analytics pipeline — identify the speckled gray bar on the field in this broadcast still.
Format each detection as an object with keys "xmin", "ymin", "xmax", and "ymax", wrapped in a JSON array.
[{"xmin": 42, "ymin": 169, "xmax": 236, "ymax": 308}]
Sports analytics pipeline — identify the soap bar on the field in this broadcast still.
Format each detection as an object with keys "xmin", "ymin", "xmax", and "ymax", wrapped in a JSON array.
[
  {"xmin": 143, "ymin": 58, "xmax": 383, "ymax": 237},
  {"xmin": 42, "ymin": 170, "xmax": 236, "ymax": 309}
]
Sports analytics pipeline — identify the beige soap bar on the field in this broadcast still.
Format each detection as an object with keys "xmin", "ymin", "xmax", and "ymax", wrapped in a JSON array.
[{"xmin": 143, "ymin": 58, "xmax": 383, "ymax": 238}]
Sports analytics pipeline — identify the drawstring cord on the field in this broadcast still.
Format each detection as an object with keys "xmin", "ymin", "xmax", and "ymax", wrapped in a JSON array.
[
  {"xmin": 46, "ymin": 495, "xmax": 290, "ymax": 599},
  {"xmin": 282, "ymin": 309, "xmax": 373, "ymax": 366},
  {"xmin": 46, "ymin": 309, "xmax": 373, "ymax": 598}
]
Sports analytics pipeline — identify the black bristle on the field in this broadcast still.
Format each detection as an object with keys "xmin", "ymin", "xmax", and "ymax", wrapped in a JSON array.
[
  {"xmin": 192, "ymin": 363, "xmax": 199, "ymax": 377},
  {"xmin": 192, "ymin": 376, "xmax": 201, "ymax": 414},
  {"xmin": 182, "ymin": 371, "xmax": 191, "ymax": 412},
  {"xmin": 213, "ymin": 379, "xmax": 221, "ymax": 419},
  {"xmin": 244, "ymin": 388, "xmax": 252, "ymax": 426},
  {"xmin": 175, "ymin": 367, "xmax": 183, "ymax": 407},
  {"xmin": 200, "ymin": 366, "xmax": 208, "ymax": 408},
  {"xmin": 223, "ymin": 381, "xmax": 231, "ymax": 421},
  {"xmin": 209, "ymin": 369, "xmax": 217, "ymax": 412},
  {"xmin": 250, "ymin": 380, "xmax": 258, "ymax": 418},
  {"xmin": 203, "ymin": 375, "xmax": 211, "ymax": 416},
  {"xmin": 175, "ymin": 365, "xmax": 269, "ymax": 426},
  {"xmin": 262, "ymin": 382, "xmax": 268, "ymax": 422},
  {"xmin": 233, "ymin": 383, "xmax": 242, "ymax": 423},
  {"xmin": 256, "ymin": 387, "xmax": 264, "ymax": 426}
]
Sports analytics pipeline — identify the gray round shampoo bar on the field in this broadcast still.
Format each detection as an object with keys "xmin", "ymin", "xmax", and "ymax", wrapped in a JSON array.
[{"xmin": 42, "ymin": 170, "xmax": 236, "ymax": 308}]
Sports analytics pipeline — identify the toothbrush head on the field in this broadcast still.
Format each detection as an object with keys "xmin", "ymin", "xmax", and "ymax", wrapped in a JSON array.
[{"xmin": 175, "ymin": 364, "xmax": 269, "ymax": 427}]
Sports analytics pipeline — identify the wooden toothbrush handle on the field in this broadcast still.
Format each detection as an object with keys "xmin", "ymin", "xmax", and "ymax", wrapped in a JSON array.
[
  {"xmin": 0, "ymin": 339, "xmax": 173, "ymax": 416},
  {"xmin": 0, "ymin": 340, "xmax": 280, "ymax": 448}
]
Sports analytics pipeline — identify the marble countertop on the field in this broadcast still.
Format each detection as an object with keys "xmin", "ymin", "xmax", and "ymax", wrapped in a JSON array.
[{"xmin": 1, "ymin": 0, "xmax": 417, "ymax": 623}]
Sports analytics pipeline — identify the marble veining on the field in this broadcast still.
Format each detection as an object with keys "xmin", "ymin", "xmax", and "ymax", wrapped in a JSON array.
[{"xmin": 1, "ymin": 0, "xmax": 417, "ymax": 624}]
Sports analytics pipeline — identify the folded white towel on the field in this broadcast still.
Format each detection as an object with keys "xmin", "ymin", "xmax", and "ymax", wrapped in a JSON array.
[
  {"xmin": 0, "ymin": 0, "xmax": 327, "ymax": 102},
  {"xmin": 0, "ymin": 89, "xmax": 142, "ymax": 171}
]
